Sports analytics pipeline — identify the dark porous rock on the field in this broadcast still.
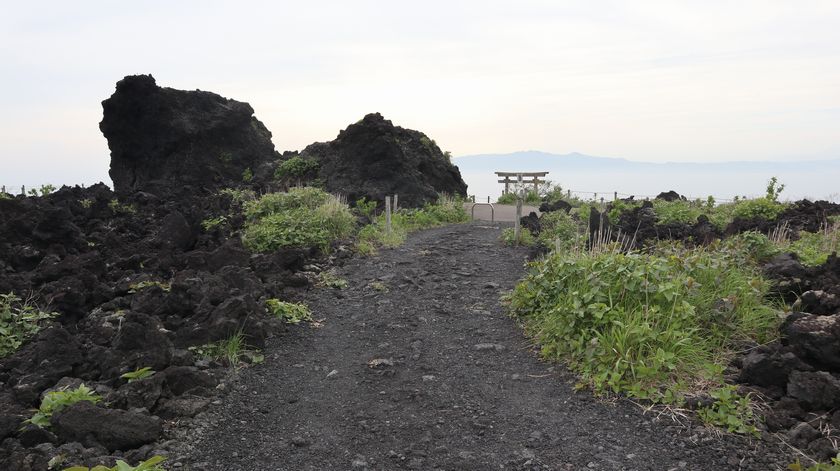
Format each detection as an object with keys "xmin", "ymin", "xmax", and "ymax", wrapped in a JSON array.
[
  {"xmin": 520, "ymin": 212, "xmax": 541, "ymax": 236},
  {"xmin": 155, "ymin": 395, "xmax": 211, "ymax": 419},
  {"xmin": 101, "ymin": 74, "xmax": 277, "ymax": 196},
  {"xmin": 112, "ymin": 312, "xmax": 174, "ymax": 371},
  {"xmin": 111, "ymin": 374, "xmax": 165, "ymax": 410},
  {"xmin": 162, "ymin": 366, "xmax": 217, "ymax": 396},
  {"xmin": 782, "ymin": 313, "xmax": 840, "ymax": 370},
  {"xmin": 155, "ymin": 211, "xmax": 195, "ymax": 251},
  {"xmin": 16, "ymin": 425, "xmax": 57, "ymax": 448},
  {"xmin": 808, "ymin": 437, "xmax": 839, "ymax": 462},
  {"xmin": 787, "ymin": 370, "xmax": 840, "ymax": 411},
  {"xmin": 0, "ymin": 414, "xmax": 23, "ymax": 441},
  {"xmin": 538, "ymin": 199, "xmax": 572, "ymax": 213},
  {"xmin": 787, "ymin": 421, "xmax": 821, "ymax": 447},
  {"xmin": 52, "ymin": 402, "xmax": 161, "ymax": 452},
  {"xmin": 801, "ymin": 290, "xmax": 840, "ymax": 316},
  {"xmin": 738, "ymin": 349, "xmax": 811, "ymax": 388},
  {"xmin": 6, "ymin": 326, "xmax": 83, "ymax": 405},
  {"xmin": 300, "ymin": 113, "xmax": 467, "ymax": 208},
  {"xmin": 764, "ymin": 397, "xmax": 805, "ymax": 432},
  {"xmin": 655, "ymin": 190, "xmax": 685, "ymax": 202}
]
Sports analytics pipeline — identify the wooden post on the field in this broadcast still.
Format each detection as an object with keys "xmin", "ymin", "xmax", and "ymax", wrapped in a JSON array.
[
  {"xmin": 614, "ymin": 191, "xmax": 618, "ymax": 201},
  {"xmin": 600, "ymin": 197, "xmax": 604, "ymax": 206},
  {"xmin": 487, "ymin": 196, "xmax": 490, "ymax": 203},
  {"xmin": 385, "ymin": 196, "xmax": 392, "ymax": 234},
  {"xmin": 514, "ymin": 174, "xmax": 523, "ymax": 245},
  {"xmin": 1, "ymin": 185, "xmax": 4, "ymax": 194},
  {"xmin": 532, "ymin": 177, "xmax": 539, "ymax": 195},
  {"xmin": 21, "ymin": 185, "xmax": 25, "ymax": 196},
  {"xmin": 567, "ymin": 189, "xmax": 571, "ymax": 198},
  {"xmin": 393, "ymin": 194, "xmax": 398, "ymax": 211}
]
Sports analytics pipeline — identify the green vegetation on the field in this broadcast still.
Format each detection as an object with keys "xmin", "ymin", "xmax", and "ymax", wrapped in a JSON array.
[
  {"xmin": 501, "ymin": 227, "xmax": 535, "ymax": 247},
  {"xmin": 789, "ymin": 456, "xmax": 840, "ymax": 471},
  {"xmin": 218, "ymin": 187, "xmax": 257, "ymax": 205},
  {"xmin": 241, "ymin": 167, "xmax": 253, "ymax": 182},
  {"xmin": 356, "ymin": 196, "xmax": 469, "ymax": 255},
  {"xmin": 508, "ymin": 243, "xmax": 778, "ymax": 433},
  {"xmin": 696, "ymin": 385, "xmax": 759, "ymax": 435},
  {"xmin": 28, "ymin": 384, "xmax": 101, "ymax": 428},
  {"xmin": 274, "ymin": 156, "xmax": 320, "ymax": 181},
  {"xmin": 189, "ymin": 331, "xmax": 263, "ymax": 367},
  {"xmin": 108, "ymin": 198, "xmax": 136, "ymax": 215},
  {"xmin": 120, "ymin": 367, "xmax": 155, "ymax": 383},
  {"xmin": 536, "ymin": 210, "xmax": 584, "ymax": 249},
  {"xmin": 127, "ymin": 280, "xmax": 171, "ymax": 293},
  {"xmin": 724, "ymin": 224, "xmax": 839, "ymax": 267},
  {"xmin": 79, "ymin": 198, "xmax": 93, "ymax": 209},
  {"xmin": 496, "ymin": 191, "xmax": 541, "ymax": 205},
  {"xmin": 1, "ymin": 293, "xmax": 58, "ymax": 358},
  {"xmin": 317, "ymin": 270, "xmax": 348, "ymax": 289},
  {"xmin": 201, "ymin": 216, "xmax": 228, "ymax": 231},
  {"xmin": 353, "ymin": 197, "xmax": 377, "ymax": 220},
  {"xmin": 266, "ymin": 299, "xmax": 312, "ymax": 324},
  {"xmin": 63, "ymin": 455, "xmax": 167, "ymax": 471},
  {"xmin": 242, "ymin": 187, "xmax": 355, "ymax": 253}
]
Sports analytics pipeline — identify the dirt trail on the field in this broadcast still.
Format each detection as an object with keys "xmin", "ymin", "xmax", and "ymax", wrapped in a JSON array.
[{"xmin": 178, "ymin": 223, "xmax": 788, "ymax": 470}]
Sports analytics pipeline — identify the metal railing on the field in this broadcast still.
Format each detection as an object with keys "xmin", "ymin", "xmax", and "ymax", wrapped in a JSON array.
[{"xmin": 470, "ymin": 202, "xmax": 495, "ymax": 222}]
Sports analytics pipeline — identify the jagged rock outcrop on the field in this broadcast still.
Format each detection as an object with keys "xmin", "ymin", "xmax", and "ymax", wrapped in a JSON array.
[
  {"xmin": 300, "ymin": 113, "xmax": 467, "ymax": 207},
  {"xmin": 100, "ymin": 74, "xmax": 277, "ymax": 196}
]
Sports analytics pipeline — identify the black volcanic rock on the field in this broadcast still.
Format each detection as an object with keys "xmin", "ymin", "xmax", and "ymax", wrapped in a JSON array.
[
  {"xmin": 300, "ymin": 113, "xmax": 467, "ymax": 207},
  {"xmin": 100, "ymin": 74, "xmax": 277, "ymax": 196}
]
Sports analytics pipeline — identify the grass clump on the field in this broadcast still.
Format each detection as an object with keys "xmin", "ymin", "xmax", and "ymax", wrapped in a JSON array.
[
  {"xmin": 317, "ymin": 271, "xmax": 348, "ymax": 289},
  {"xmin": 189, "ymin": 331, "xmax": 263, "ymax": 367},
  {"xmin": 243, "ymin": 187, "xmax": 355, "ymax": 253},
  {"xmin": 28, "ymin": 384, "xmax": 101, "ymax": 428},
  {"xmin": 356, "ymin": 196, "xmax": 468, "ymax": 254},
  {"xmin": 789, "ymin": 456, "xmax": 840, "ymax": 471},
  {"xmin": 1, "ymin": 293, "xmax": 58, "ymax": 358},
  {"xmin": 266, "ymin": 299, "xmax": 313, "ymax": 324},
  {"xmin": 508, "ymin": 244, "xmax": 777, "ymax": 414},
  {"xmin": 501, "ymin": 227, "xmax": 535, "ymax": 247},
  {"xmin": 63, "ymin": 456, "xmax": 166, "ymax": 471},
  {"xmin": 120, "ymin": 367, "xmax": 155, "ymax": 383}
]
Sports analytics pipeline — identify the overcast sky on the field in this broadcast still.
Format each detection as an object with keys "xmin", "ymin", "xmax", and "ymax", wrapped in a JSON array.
[{"xmin": 1, "ymin": 0, "xmax": 839, "ymax": 188}]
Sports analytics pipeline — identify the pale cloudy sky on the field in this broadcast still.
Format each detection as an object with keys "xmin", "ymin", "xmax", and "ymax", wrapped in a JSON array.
[{"xmin": 1, "ymin": 0, "xmax": 839, "ymax": 188}]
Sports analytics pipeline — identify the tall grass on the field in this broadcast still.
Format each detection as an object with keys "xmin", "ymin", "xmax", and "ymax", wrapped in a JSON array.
[{"xmin": 508, "ymin": 243, "xmax": 779, "ymax": 403}]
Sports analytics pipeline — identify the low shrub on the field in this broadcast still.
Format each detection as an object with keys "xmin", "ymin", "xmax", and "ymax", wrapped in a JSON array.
[
  {"xmin": 652, "ymin": 200, "xmax": 704, "ymax": 225},
  {"xmin": 266, "ymin": 299, "xmax": 313, "ymax": 325},
  {"xmin": 496, "ymin": 191, "xmax": 540, "ymax": 205},
  {"xmin": 1, "ymin": 293, "xmax": 58, "ymax": 358},
  {"xmin": 501, "ymin": 227, "xmax": 535, "ymax": 246},
  {"xmin": 274, "ymin": 156, "xmax": 320, "ymax": 181},
  {"xmin": 508, "ymin": 244, "xmax": 778, "ymax": 409},
  {"xmin": 242, "ymin": 188, "xmax": 354, "ymax": 253},
  {"xmin": 189, "ymin": 331, "xmax": 263, "ymax": 367},
  {"xmin": 120, "ymin": 367, "xmax": 155, "ymax": 383},
  {"xmin": 537, "ymin": 210, "xmax": 584, "ymax": 249},
  {"xmin": 63, "ymin": 455, "xmax": 166, "ymax": 471},
  {"xmin": 28, "ymin": 384, "xmax": 101, "ymax": 428},
  {"xmin": 356, "ymin": 196, "xmax": 468, "ymax": 254}
]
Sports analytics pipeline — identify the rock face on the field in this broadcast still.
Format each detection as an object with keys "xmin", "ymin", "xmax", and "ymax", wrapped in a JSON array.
[
  {"xmin": 100, "ymin": 75, "xmax": 277, "ymax": 196},
  {"xmin": 300, "ymin": 113, "xmax": 467, "ymax": 207}
]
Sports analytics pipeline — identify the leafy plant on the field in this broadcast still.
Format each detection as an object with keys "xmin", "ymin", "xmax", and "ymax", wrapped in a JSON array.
[
  {"xmin": 496, "ymin": 193, "xmax": 517, "ymax": 205},
  {"xmin": 241, "ymin": 167, "xmax": 253, "ymax": 182},
  {"xmin": 354, "ymin": 197, "xmax": 377, "ymax": 220},
  {"xmin": 79, "ymin": 198, "xmax": 93, "ymax": 209},
  {"xmin": 317, "ymin": 271, "xmax": 348, "ymax": 289},
  {"xmin": 28, "ymin": 384, "xmax": 101, "ymax": 428},
  {"xmin": 766, "ymin": 176, "xmax": 785, "ymax": 202},
  {"xmin": 219, "ymin": 187, "xmax": 256, "ymax": 205},
  {"xmin": 501, "ymin": 227, "xmax": 535, "ymax": 246},
  {"xmin": 274, "ymin": 156, "xmax": 320, "ymax": 181},
  {"xmin": 652, "ymin": 200, "xmax": 703, "ymax": 225},
  {"xmin": 63, "ymin": 456, "xmax": 167, "ymax": 471},
  {"xmin": 1, "ymin": 293, "xmax": 58, "ymax": 358},
  {"xmin": 789, "ymin": 455, "xmax": 840, "ymax": 471},
  {"xmin": 120, "ymin": 367, "xmax": 155, "ymax": 383},
  {"xmin": 108, "ymin": 199, "xmax": 136, "ymax": 215},
  {"xmin": 127, "ymin": 281, "xmax": 171, "ymax": 293},
  {"xmin": 266, "ymin": 299, "xmax": 313, "ymax": 324},
  {"xmin": 201, "ymin": 216, "xmax": 228, "ymax": 231},
  {"xmin": 508, "ymin": 244, "xmax": 778, "ymax": 413},
  {"xmin": 538, "ymin": 210, "xmax": 584, "ymax": 249},
  {"xmin": 697, "ymin": 385, "xmax": 759, "ymax": 436}
]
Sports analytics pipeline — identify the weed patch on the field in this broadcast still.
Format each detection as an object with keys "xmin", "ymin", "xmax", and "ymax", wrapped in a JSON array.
[
  {"xmin": 266, "ymin": 299, "xmax": 313, "ymax": 324},
  {"xmin": 1, "ymin": 293, "xmax": 58, "ymax": 358},
  {"xmin": 28, "ymin": 384, "xmax": 101, "ymax": 428},
  {"xmin": 356, "ymin": 196, "xmax": 468, "ymax": 254}
]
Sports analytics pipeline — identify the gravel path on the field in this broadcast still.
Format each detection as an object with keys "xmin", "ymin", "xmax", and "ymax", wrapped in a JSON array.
[{"xmin": 177, "ymin": 223, "xmax": 790, "ymax": 470}]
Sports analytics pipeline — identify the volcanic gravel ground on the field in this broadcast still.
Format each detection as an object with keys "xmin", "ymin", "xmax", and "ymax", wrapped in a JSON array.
[{"xmin": 178, "ymin": 223, "xmax": 790, "ymax": 470}]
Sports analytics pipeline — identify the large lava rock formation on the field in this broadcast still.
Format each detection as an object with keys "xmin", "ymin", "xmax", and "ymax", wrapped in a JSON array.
[
  {"xmin": 301, "ymin": 113, "xmax": 467, "ymax": 207},
  {"xmin": 100, "ymin": 74, "xmax": 277, "ymax": 196}
]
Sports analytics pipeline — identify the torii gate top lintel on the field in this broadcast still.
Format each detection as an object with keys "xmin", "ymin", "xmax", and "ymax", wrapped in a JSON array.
[{"xmin": 494, "ymin": 171, "xmax": 549, "ymax": 195}]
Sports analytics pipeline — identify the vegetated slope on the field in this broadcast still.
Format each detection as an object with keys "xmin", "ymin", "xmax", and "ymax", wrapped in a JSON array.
[{"xmin": 176, "ymin": 223, "xmax": 788, "ymax": 471}]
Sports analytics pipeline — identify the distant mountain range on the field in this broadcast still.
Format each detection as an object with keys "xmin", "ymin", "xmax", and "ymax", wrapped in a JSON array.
[{"xmin": 453, "ymin": 151, "xmax": 838, "ymax": 202}]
